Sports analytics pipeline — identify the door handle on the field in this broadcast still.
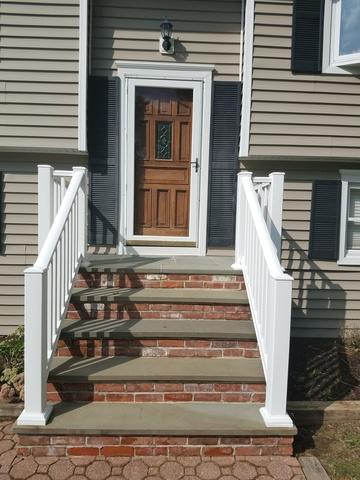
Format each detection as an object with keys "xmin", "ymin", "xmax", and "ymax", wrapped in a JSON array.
[{"xmin": 191, "ymin": 158, "xmax": 199, "ymax": 173}]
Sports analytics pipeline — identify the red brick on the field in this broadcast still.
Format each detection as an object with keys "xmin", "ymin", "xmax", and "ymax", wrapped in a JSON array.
[
  {"xmin": 276, "ymin": 445, "xmax": 293, "ymax": 455},
  {"xmin": 154, "ymin": 383, "xmax": 184, "ymax": 392},
  {"xmin": 214, "ymin": 384, "xmax": 243, "ymax": 392},
  {"xmin": 86, "ymin": 436, "xmax": 120, "ymax": 445},
  {"xmin": 203, "ymin": 447, "xmax": 234, "ymax": 456},
  {"xmin": 163, "ymin": 393, "xmax": 193, "ymax": 401},
  {"xmin": 193, "ymin": 393, "xmax": 222, "ymax": 401},
  {"xmin": 185, "ymin": 340, "xmax": 211, "ymax": 348},
  {"xmin": 221, "ymin": 393, "xmax": 251, "ymax": 402},
  {"xmin": 19, "ymin": 435, "xmax": 50, "ymax": 446},
  {"xmin": 184, "ymin": 384, "xmax": 214, "ymax": 392},
  {"xmin": 101, "ymin": 446, "xmax": 134, "ymax": 456},
  {"xmin": 279, "ymin": 436, "xmax": 294, "ymax": 445},
  {"xmin": 251, "ymin": 437, "xmax": 277, "ymax": 446},
  {"xmin": 188, "ymin": 437, "xmax": 218, "ymax": 445},
  {"xmin": 126, "ymin": 383, "xmax": 154, "ymax": 392},
  {"xmin": 50, "ymin": 436, "xmax": 86, "ymax": 446},
  {"xmin": 134, "ymin": 394, "xmax": 163, "ymax": 402},
  {"xmin": 153, "ymin": 437, "xmax": 187, "ymax": 445},
  {"xmin": 168, "ymin": 447, "xmax": 201, "ymax": 456},
  {"xmin": 31, "ymin": 446, "xmax": 67, "ymax": 456},
  {"xmin": 106, "ymin": 393, "xmax": 134, "ymax": 402},
  {"xmin": 95, "ymin": 384, "xmax": 125, "ymax": 392},
  {"xmin": 221, "ymin": 437, "xmax": 251, "ymax": 445},
  {"xmin": 234, "ymin": 446, "xmax": 262, "ymax": 455},
  {"xmin": 134, "ymin": 447, "xmax": 154, "ymax": 456},
  {"xmin": 158, "ymin": 339, "xmax": 184, "ymax": 347},
  {"xmin": 154, "ymin": 447, "xmax": 168, "ymax": 456},
  {"xmin": 67, "ymin": 447, "xmax": 99, "ymax": 456},
  {"xmin": 121, "ymin": 436, "xmax": 154, "ymax": 445}
]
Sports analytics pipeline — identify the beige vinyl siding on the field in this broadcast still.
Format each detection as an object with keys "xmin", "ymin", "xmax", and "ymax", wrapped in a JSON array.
[
  {"xmin": 0, "ymin": 0, "xmax": 80, "ymax": 149},
  {"xmin": 91, "ymin": 0, "xmax": 242, "ymax": 81},
  {"xmin": 250, "ymin": 0, "xmax": 360, "ymax": 157},
  {"xmin": 0, "ymin": 173, "xmax": 37, "ymax": 335}
]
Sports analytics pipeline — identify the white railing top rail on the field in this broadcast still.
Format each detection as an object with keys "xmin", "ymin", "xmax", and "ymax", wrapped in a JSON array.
[
  {"xmin": 240, "ymin": 173, "xmax": 289, "ymax": 280},
  {"xmin": 33, "ymin": 168, "xmax": 86, "ymax": 272}
]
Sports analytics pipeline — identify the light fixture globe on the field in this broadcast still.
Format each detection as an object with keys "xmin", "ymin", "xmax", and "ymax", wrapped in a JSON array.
[{"xmin": 160, "ymin": 18, "xmax": 173, "ymax": 53}]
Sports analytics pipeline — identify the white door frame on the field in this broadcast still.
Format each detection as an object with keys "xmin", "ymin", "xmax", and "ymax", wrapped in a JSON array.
[{"xmin": 116, "ymin": 61, "xmax": 214, "ymax": 256}]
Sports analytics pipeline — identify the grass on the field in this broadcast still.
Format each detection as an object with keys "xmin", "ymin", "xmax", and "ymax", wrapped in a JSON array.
[{"xmin": 295, "ymin": 423, "xmax": 360, "ymax": 480}]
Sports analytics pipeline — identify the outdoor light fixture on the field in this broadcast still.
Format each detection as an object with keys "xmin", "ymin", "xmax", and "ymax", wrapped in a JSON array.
[{"xmin": 159, "ymin": 18, "xmax": 174, "ymax": 54}]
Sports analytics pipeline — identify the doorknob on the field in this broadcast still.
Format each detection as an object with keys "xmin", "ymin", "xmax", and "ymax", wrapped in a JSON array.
[{"xmin": 191, "ymin": 158, "xmax": 199, "ymax": 172}]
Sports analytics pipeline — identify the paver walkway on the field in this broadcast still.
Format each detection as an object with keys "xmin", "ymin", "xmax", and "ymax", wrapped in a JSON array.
[{"xmin": 0, "ymin": 421, "xmax": 306, "ymax": 479}]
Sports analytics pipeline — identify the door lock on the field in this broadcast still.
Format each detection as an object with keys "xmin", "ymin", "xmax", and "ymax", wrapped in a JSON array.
[{"xmin": 191, "ymin": 158, "xmax": 200, "ymax": 172}]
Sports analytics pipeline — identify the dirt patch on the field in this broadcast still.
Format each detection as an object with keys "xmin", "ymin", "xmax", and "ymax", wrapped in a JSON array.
[
  {"xmin": 288, "ymin": 338, "xmax": 360, "ymax": 401},
  {"xmin": 295, "ymin": 423, "xmax": 360, "ymax": 480}
]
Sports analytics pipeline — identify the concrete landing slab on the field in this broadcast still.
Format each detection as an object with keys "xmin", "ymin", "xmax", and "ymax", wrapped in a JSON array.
[{"xmin": 14, "ymin": 402, "xmax": 296, "ymax": 436}]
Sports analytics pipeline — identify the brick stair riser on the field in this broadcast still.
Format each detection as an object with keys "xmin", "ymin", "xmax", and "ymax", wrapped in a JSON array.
[
  {"xmin": 46, "ymin": 383, "xmax": 266, "ymax": 403},
  {"xmin": 75, "ymin": 272, "xmax": 245, "ymax": 290},
  {"xmin": 17, "ymin": 434, "xmax": 293, "ymax": 457},
  {"xmin": 55, "ymin": 339, "xmax": 259, "ymax": 358},
  {"xmin": 67, "ymin": 303, "xmax": 251, "ymax": 321}
]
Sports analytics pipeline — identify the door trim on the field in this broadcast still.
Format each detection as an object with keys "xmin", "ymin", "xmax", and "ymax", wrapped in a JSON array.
[{"xmin": 116, "ymin": 61, "xmax": 214, "ymax": 256}]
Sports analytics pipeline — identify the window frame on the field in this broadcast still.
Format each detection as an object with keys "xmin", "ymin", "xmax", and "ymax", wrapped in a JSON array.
[
  {"xmin": 322, "ymin": 0, "xmax": 360, "ymax": 74},
  {"xmin": 338, "ymin": 170, "xmax": 360, "ymax": 265}
]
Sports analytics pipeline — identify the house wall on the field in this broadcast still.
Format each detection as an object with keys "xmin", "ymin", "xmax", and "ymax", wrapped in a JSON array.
[
  {"xmin": 91, "ymin": 0, "xmax": 243, "ymax": 81},
  {"xmin": 242, "ymin": 160, "xmax": 360, "ymax": 337},
  {"xmin": 0, "ymin": 153, "xmax": 87, "ymax": 335},
  {"xmin": 249, "ymin": 0, "xmax": 360, "ymax": 157},
  {"xmin": 0, "ymin": 0, "xmax": 80, "ymax": 149}
]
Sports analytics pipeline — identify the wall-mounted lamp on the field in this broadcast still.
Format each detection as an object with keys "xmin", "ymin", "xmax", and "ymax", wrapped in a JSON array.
[{"xmin": 159, "ymin": 18, "xmax": 174, "ymax": 55}]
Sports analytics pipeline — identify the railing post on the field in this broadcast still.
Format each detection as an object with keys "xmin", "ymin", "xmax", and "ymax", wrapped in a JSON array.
[
  {"xmin": 17, "ymin": 268, "xmax": 53, "ymax": 426},
  {"xmin": 232, "ymin": 171, "xmax": 252, "ymax": 270},
  {"xmin": 38, "ymin": 165, "xmax": 54, "ymax": 253},
  {"xmin": 260, "ymin": 276, "xmax": 293, "ymax": 428},
  {"xmin": 73, "ymin": 167, "xmax": 88, "ymax": 260},
  {"xmin": 267, "ymin": 172, "xmax": 285, "ymax": 259}
]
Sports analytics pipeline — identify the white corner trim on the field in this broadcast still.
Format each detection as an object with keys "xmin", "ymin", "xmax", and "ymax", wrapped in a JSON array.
[
  {"xmin": 239, "ymin": 0, "xmax": 254, "ymax": 157},
  {"xmin": 239, "ymin": 0, "xmax": 245, "ymax": 80},
  {"xmin": 78, "ymin": 0, "xmax": 88, "ymax": 152}
]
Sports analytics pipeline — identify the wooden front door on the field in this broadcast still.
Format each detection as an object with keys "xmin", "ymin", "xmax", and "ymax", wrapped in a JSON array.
[{"xmin": 134, "ymin": 87, "xmax": 193, "ymax": 237}]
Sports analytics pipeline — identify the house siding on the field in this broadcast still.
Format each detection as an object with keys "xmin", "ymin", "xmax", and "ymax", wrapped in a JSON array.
[
  {"xmin": 91, "ymin": 0, "xmax": 242, "ymax": 81},
  {"xmin": 0, "ymin": 0, "xmax": 80, "ymax": 149},
  {"xmin": 249, "ymin": 0, "xmax": 360, "ymax": 157}
]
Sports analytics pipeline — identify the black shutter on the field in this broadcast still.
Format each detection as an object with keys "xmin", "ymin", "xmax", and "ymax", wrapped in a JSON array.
[
  {"xmin": 207, "ymin": 81, "xmax": 242, "ymax": 247},
  {"xmin": 87, "ymin": 76, "xmax": 120, "ymax": 245},
  {"xmin": 292, "ymin": 0, "xmax": 324, "ymax": 74},
  {"xmin": 309, "ymin": 180, "xmax": 341, "ymax": 260}
]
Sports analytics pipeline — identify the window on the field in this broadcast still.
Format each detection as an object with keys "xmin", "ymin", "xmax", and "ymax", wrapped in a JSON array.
[
  {"xmin": 339, "ymin": 171, "xmax": 360, "ymax": 265},
  {"xmin": 323, "ymin": 0, "xmax": 360, "ymax": 73}
]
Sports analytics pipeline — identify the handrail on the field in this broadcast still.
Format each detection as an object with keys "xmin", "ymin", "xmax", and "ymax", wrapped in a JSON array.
[
  {"xmin": 233, "ymin": 171, "xmax": 294, "ymax": 428},
  {"xmin": 17, "ymin": 166, "xmax": 88, "ymax": 426}
]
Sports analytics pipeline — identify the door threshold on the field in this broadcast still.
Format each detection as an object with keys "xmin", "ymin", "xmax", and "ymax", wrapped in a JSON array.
[{"xmin": 126, "ymin": 240, "xmax": 196, "ymax": 247}]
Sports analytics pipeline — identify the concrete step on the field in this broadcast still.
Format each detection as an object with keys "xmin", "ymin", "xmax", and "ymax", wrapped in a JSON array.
[
  {"xmin": 71, "ymin": 287, "xmax": 248, "ymax": 305},
  {"xmin": 61, "ymin": 319, "xmax": 256, "ymax": 340},
  {"xmin": 49, "ymin": 356, "xmax": 264, "ymax": 384},
  {"xmin": 14, "ymin": 402, "xmax": 296, "ymax": 437},
  {"xmin": 81, "ymin": 255, "xmax": 237, "ymax": 275}
]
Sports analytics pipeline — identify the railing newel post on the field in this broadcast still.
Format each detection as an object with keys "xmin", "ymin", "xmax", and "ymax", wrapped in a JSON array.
[{"xmin": 38, "ymin": 165, "xmax": 54, "ymax": 253}]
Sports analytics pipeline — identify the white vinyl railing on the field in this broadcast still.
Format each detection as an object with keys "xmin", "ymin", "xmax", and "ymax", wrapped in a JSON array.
[
  {"xmin": 17, "ymin": 166, "xmax": 88, "ymax": 426},
  {"xmin": 232, "ymin": 171, "xmax": 294, "ymax": 428}
]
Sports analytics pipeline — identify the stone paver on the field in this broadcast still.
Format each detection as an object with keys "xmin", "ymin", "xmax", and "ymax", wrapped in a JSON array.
[{"xmin": 0, "ymin": 421, "xmax": 306, "ymax": 479}]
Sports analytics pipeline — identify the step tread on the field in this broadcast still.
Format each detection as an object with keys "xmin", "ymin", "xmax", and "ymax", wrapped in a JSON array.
[
  {"xmin": 82, "ymin": 255, "xmax": 238, "ymax": 275},
  {"xmin": 71, "ymin": 287, "xmax": 248, "ymax": 305},
  {"xmin": 14, "ymin": 402, "xmax": 296, "ymax": 436},
  {"xmin": 49, "ymin": 356, "xmax": 264, "ymax": 383},
  {"xmin": 61, "ymin": 319, "xmax": 256, "ymax": 340}
]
